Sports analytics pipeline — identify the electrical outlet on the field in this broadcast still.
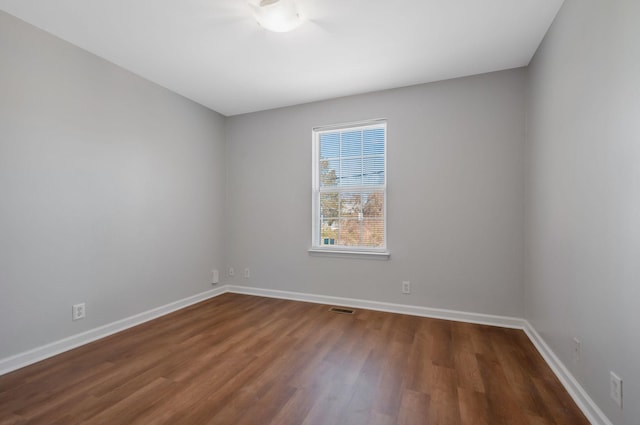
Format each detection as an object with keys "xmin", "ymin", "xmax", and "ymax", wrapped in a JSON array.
[
  {"xmin": 72, "ymin": 303, "xmax": 86, "ymax": 321},
  {"xmin": 228, "ymin": 267, "xmax": 235, "ymax": 277},
  {"xmin": 572, "ymin": 337, "xmax": 581, "ymax": 363},
  {"xmin": 610, "ymin": 372, "xmax": 623, "ymax": 408},
  {"xmin": 402, "ymin": 281, "xmax": 411, "ymax": 294},
  {"xmin": 244, "ymin": 268, "xmax": 250, "ymax": 279},
  {"xmin": 211, "ymin": 269, "xmax": 219, "ymax": 285}
]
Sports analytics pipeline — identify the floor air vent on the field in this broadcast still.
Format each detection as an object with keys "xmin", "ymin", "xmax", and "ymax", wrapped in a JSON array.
[{"xmin": 329, "ymin": 307, "xmax": 355, "ymax": 314}]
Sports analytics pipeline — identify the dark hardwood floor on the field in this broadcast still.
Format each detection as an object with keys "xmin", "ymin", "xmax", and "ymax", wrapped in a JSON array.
[{"xmin": 0, "ymin": 293, "xmax": 589, "ymax": 424}]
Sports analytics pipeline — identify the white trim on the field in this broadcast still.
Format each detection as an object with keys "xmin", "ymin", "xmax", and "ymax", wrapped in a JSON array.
[
  {"xmin": 0, "ymin": 283, "xmax": 613, "ymax": 425},
  {"xmin": 307, "ymin": 248, "xmax": 390, "ymax": 259},
  {"xmin": 523, "ymin": 322, "xmax": 613, "ymax": 425},
  {"xmin": 312, "ymin": 118, "xmax": 387, "ymax": 132},
  {"xmin": 226, "ymin": 285, "xmax": 524, "ymax": 329},
  {"xmin": 0, "ymin": 286, "xmax": 227, "ymax": 375}
]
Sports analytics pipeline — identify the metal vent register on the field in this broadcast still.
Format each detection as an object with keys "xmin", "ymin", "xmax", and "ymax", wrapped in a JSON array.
[{"xmin": 329, "ymin": 307, "xmax": 355, "ymax": 314}]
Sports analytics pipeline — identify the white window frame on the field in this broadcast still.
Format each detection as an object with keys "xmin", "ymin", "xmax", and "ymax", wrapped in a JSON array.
[{"xmin": 310, "ymin": 119, "xmax": 389, "ymax": 258}]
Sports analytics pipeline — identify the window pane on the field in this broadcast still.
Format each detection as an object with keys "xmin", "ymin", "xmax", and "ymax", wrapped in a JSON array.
[
  {"xmin": 320, "ymin": 132, "xmax": 340, "ymax": 159},
  {"xmin": 319, "ymin": 159, "xmax": 339, "ymax": 187},
  {"xmin": 320, "ymin": 192, "xmax": 339, "ymax": 220},
  {"xmin": 320, "ymin": 218, "xmax": 338, "ymax": 246},
  {"xmin": 341, "ymin": 130, "xmax": 362, "ymax": 157},
  {"xmin": 338, "ymin": 219, "xmax": 361, "ymax": 246},
  {"xmin": 339, "ymin": 192, "xmax": 362, "ymax": 218},
  {"xmin": 339, "ymin": 158, "xmax": 362, "ymax": 186},
  {"xmin": 362, "ymin": 191, "xmax": 384, "ymax": 218},
  {"xmin": 363, "ymin": 128, "xmax": 385, "ymax": 155},
  {"xmin": 363, "ymin": 156, "xmax": 384, "ymax": 185},
  {"xmin": 362, "ymin": 219, "xmax": 384, "ymax": 247}
]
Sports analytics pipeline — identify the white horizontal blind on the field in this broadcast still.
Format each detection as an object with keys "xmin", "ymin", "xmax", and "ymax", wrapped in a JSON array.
[{"xmin": 312, "ymin": 120, "xmax": 387, "ymax": 251}]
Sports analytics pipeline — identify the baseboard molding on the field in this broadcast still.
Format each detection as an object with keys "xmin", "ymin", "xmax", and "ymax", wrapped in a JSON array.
[
  {"xmin": 0, "ymin": 286, "xmax": 227, "ymax": 375},
  {"xmin": 523, "ymin": 322, "xmax": 612, "ymax": 425},
  {"xmin": 226, "ymin": 285, "xmax": 526, "ymax": 329},
  {"xmin": 0, "ymin": 283, "xmax": 611, "ymax": 425}
]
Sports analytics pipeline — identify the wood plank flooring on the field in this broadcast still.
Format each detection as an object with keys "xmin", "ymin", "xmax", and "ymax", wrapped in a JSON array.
[{"xmin": 0, "ymin": 293, "xmax": 589, "ymax": 424}]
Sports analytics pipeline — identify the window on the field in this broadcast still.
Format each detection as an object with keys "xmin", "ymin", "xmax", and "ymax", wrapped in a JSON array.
[{"xmin": 311, "ymin": 119, "xmax": 387, "ymax": 255}]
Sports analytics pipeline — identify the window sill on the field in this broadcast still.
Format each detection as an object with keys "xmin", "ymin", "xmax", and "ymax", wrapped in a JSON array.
[{"xmin": 308, "ymin": 248, "xmax": 390, "ymax": 260}]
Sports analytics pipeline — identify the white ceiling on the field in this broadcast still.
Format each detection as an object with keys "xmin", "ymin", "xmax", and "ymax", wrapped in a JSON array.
[{"xmin": 0, "ymin": 0, "xmax": 564, "ymax": 116}]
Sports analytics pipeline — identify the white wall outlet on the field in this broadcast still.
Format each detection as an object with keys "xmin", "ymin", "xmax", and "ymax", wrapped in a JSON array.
[
  {"xmin": 572, "ymin": 337, "xmax": 581, "ymax": 363},
  {"xmin": 610, "ymin": 371, "xmax": 623, "ymax": 408},
  {"xmin": 228, "ymin": 267, "xmax": 235, "ymax": 277},
  {"xmin": 402, "ymin": 281, "xmax": 411, "ymax": 294},
  {"xmin": 72, "ymin": 303, "xmax": 86, "ymax": 321},
  {"xmin": 211, "ymin": 269, "xmax": 219, "ymax": 284},
  {"xmin": 244, "ymin": 268, "xmax": 250, "ymax": 279}
]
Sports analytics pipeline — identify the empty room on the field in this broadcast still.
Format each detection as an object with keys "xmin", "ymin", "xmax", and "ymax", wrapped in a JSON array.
[{"xmin": 0, "ymin": 0, "xmax": 637, "ymax": 424}]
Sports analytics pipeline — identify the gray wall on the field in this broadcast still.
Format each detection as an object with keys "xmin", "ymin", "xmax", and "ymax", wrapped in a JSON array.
[
  {"xmin": 526, "ymin": 0, "xmax": 640, "ymax": 423},
  {"xmin": 0, "ymin": 11, "xmax": 226, "ymax": 359},
  {"xmin": 225, "ymin": 69, "xmax": 526, "ymax": 317}
]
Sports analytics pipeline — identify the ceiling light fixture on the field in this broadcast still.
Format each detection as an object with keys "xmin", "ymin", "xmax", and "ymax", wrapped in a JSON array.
[{"xmin": 250, "ymin": 0, "xmax": 304, "ymax": 33}]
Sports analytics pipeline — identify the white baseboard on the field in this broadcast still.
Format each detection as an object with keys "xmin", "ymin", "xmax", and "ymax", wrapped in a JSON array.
[
  {"xmin": 0, "ymin": 283, "xmax": 611, "ymax": 425},
  {"xmin": 0, "ymin": 286, "xmax": 227, "ymax": 375},
  {"xmin": 523, "ymin": 322, "xmax": 612, "ymax": 425},
  {"xmin": 226, "ymin": 285, "xmax": 526, "ymax": 329}
]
